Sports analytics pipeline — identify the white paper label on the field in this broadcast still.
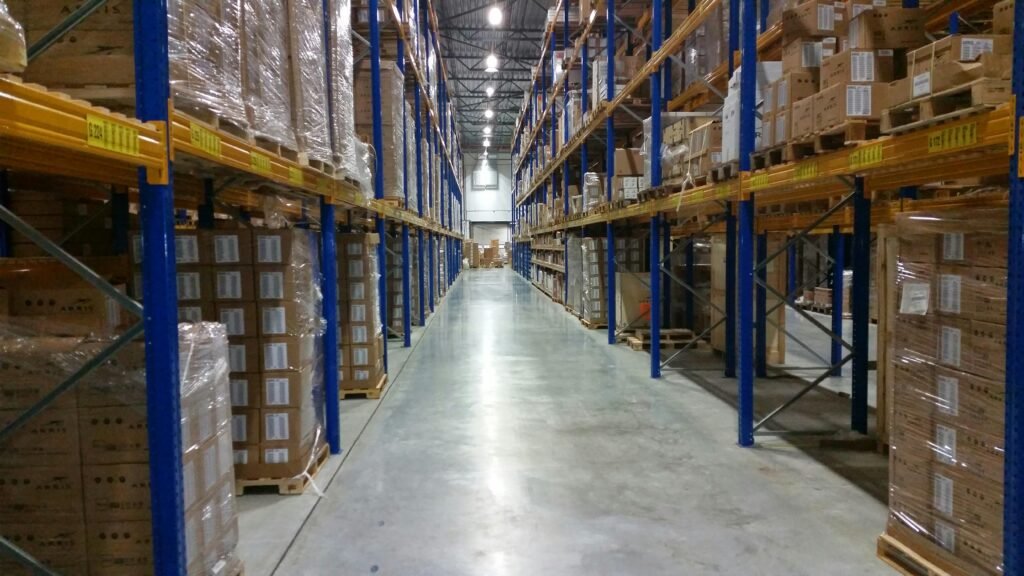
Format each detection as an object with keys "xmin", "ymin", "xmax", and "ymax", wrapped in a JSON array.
[
  {"xmin": 220, "ymin": 308, "xmax": 245, "ymax": 336},
  {"xmin": 960, "ymin": 37, "xmax": 994, "ymax": 61},
  {"xmin": 214, "ymin": 235, "xmax": 240, "ymax": 263},
  {"xmin": 801, "ymin": 42, "xmax": 823, "ymax": 67},
  {"xmin": 850, "ymin": 51, "xmax": 874, "ymax": 82},
  {"xmin": 228, "ymin": 344, "xmax": 247, "ymax": 372},
  {"xmin": 938, "ymin": 274, "xmax": 962, "ymax": 314},
  {"xmin": 216, "ymin": 271, "xmax": 242, "ymax": 299},
  {"xmin": 936, "ymin": 374, "xmax": 959, "ymax": 416},
  {"xmin": 348, "ymin": 260, "xmax": 365, "ymax": 278},
  {"xmin": 935, "ymin": 424, "xmax": 957, "ymax": 465},
  {"xmin": 817, "ymin": 4, "xmax": 835, "ymax": 30},
  {"xmin": 264, "ymin": 342, "xmax": 289, "ymax": 371},
  {"xmin": 262, "ymin": 307, "xmax": 288, "ymax": 335},
  {"xmin": 350, "ymin": 303, "xmax": 367, "ymax": 322},
  {"xmin": 899, "ymin": 282, "xmax": 931, "ymax": 315},
  {"xmin": 176, "ymin": 236, "xmax": 200, "ymax": 264},
  {"xmin": 178, "ymin": 306, "xmax": 203, "ymax": 323},
  {"xmin": 846, "ymin": 85, "xmax": 872, "ymax": 117},
  {"xmin": 233, "ymin": 449, "xmax": 249, "ymax": 465},
  {"xmin": 912, "ymin": 72, "xmax": 932, "ymax": 98},
  {"xmin": 352, "ymin": 347, "xmax": 369, "ymax": 366},
  {"xmin": 934, "ymin": 520, "xmax": 956, "ymax": 552},
  {"xmin": 231, "ymin": 415, "xmax": 247, "ymax": 442},
  {"xmin": 346, "ymin": 243, "xmax": 364, "ymax": 256},
  {"xmin": 260, "ymin": 271, "xmax": 285, "ymax": 300},
  {"xmin": 265, "ymin": 377, "xmax": 291, "ymax": 406},
  {"xmin": 264, "ymin": 448, "xmax": 290, "ymax": 464},
  {"xmin": 265, "ymin": 413, "xmax": 290, "ymax": 441},
  {"xmin": 352, "ymin": 325, "xmax": 369, "ymax": 344},
  {"xmin": 354, "ymin": 368, "xmax": 371, "ymax": 381},
  {"xmin": 939, "ymin": 326, "xmax": 962, "ymax": 367},
  {"xmin": 176, "ymin": 272, "xmax": 201, "ymax": 301},
  {"xmin": 350, "ymin": 282, "xmax": 366, "ymax": 300},
  {"xmin": 878, "ymin": 49, "xmax": 894, "ymax": 56},
  {"xmin": 933, "ymin": 474, "xmax": 954, "ymax": 517},
  {"xmin": 230, "ymin": 379, "xmax": 249, "ymax": 407},
  {"xmin": 943, "ymin": 233, "xmax": 965, "ymax": 261},
  {"xmin": 257, "ymin": 235, "xmax": 283, "ymax": 263}
]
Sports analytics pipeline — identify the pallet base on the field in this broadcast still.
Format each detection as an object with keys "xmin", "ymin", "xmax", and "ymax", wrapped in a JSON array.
[
  {"xmin": 234, "ymin": 444, "xmax": 330, "ymax": 497},
  {"xmin": 876, "ymin": 533, "xmax": 954, "ymax": 576},
  {"xmin": 882, "ymin": 78, "xmax": 1009, "ymax": 134},
  {"xmin": 580, "ymin": 317, "xmax": 607, "ymax": 330},
  {"xmin": 340, "ymin": 373, "xmax": 388, "ymax": 400}
]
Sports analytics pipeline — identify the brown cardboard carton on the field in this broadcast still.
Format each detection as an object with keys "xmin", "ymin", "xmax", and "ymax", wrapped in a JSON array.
[
  {"xmin": 257, "ymin": 300, "xmax": 312, "ymax": 337},
  {"xmin": 782, "ymin": 38, "xmax": 836, "ymax": 72},
  {"xmin": 255, "ymin": 265, "xmax": 313, "ymax": 301},
  {"xmin": 791, "ymin": 95, "xmax": 815, "ymax": 139},
  {"xmin": 235, "ymin": 442, "xmax": 316, "ymax": 480},
  {"xmin": 761, "ymin": 111, "xmax": 775, "ymax": 150},
  {"xmin": 907, "ymin": 35, "xmax": 1012, "ymax": 72},
  {"xmin": 613, "ymin": 148, "xmax": 644, "ymax": 175},
  {"xmin": 85, "ymin": 520, "xmax": 153, "ymax": 576},
  {"xmin": 215, "ymin": 302, "xmax": 259, "ymax": 338},
  {"xmin": 782, "ymin": 0, "xmax": 836, "ymax": 38},
  {"xmin": 252, "ymin": 229, "xmax": 316, "ymax": 265},
  {"xmin": 228, "ymin": 373, "xmax": 261, "ymax": 409},
  {"xmin": 82, "ymin": 463, "xmax": 151, "ymax": 522},
  {"xmin": 772, "ymin": 71, "xmax": 818, "ymax": 113},
  {"xmin": 135, "ymin": 267, "xmax": 211, "ymax": 303},
  {"xmin": 345, "ymin": 358, "xmax": 384, "ymax": 389},
  {"xmin": 178, "ymin": 301, "xmax": 216, "ymax": 323},
  {"xmin": 260, "ymin": 370, "xmax": 316, "ymax": 408},
  {"xmin": 260, "ymin": 406, "xmax": 317, "ymax": 445},
  {"xmin": 820, "ymin": 49, "xmax": 894, "ymax": 89},
  {"xmin": 130, "ymin": 231, "xmax": 204, "ymax": 266},
  {"xmin": 993, "ymin": 0, "xmax": 1013, "ymax": 35},
  {"xmin": 847, "ymin": 7, "xmax": 927, "ymax": 50},
  {"xmin": 0, "ymin": 521, "xmax": 88, "ymax": 576},
  {"xmin": 211, "ymin": 266, "xmax": 256, "ymax": 302},
  {"xmin": 78, "ymin": 406, "xmax": 148, "ymax": 465},
  {"xmin": 773, "ymin": 109, "xmax": 789, "ymax": 145},
  {"xmin": 75, "ymin": 343, "xmax": 147, "ymax": 408},
  {"xmin": 813, "ymin": 82, "xmax": 887, "ymax": 131},
  {"xmin": 0, "ymin": 466, "xmax": 84, "ymax": 521},
  {"xmin": 204, "ymin": 229, "xmax": 253, "ymax": 266},
  {"xmin": 0, "ymin": 408, "xmax": 79, "ymax": 468},
  {"xmin": 260, "ymin": 335, "xmax": 316, "ymax": 372},
  {"xmin": 348, "ymin": 337, "xmax": 383, "ymax": 367},
  {"xmin": 0, "ymin": 338, "xmax": 83, "ymax": 410},
  {"xmin": 227, "ymin": 337, "xmax": 261, "ymax": 374},
  {"xmin": 230, "ymin": 409, "xmax": 260, "ymax": 446}
]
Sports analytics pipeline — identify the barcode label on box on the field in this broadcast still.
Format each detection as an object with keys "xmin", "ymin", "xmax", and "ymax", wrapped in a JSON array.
[
  {"xmin": 936, "ymin": 374, "xmax": 960, "ymax": 416},
  {"xmin": 352, "ymin": 347, "xmax": 369, "ymax": 365},
  {"xmin": 354, "ymin": 368, "xmax": 370, "ymax": 381},
  {"xmin": 265, "ymin": 378, "xmax": 291, "ymax": 406},
  {"xmin": 230, "ymin": 379, "xmax": 249, "ymax": 407},
  {"xmin": 217, "ymin": 271, "xmax": 242, "ymax": 299},
  {"xmin": 177, "ymin": 272, "xmax": 201, "ymax": 300},
  {"xmin": 801, "ymin": 42, "xmax": 823, "ymax": 67},
  {"xmin": 229, "ymin": 344, "xmax": 247, "ymax": 372},
  {"xmin": 179, "ymin": 306, "xmax": 203, "ymax": 323},
  {"xmin": 943, "ymin": 233, "xmax": 965, "ymax": 260},
  {"xmin": 262, "ymin": 307, "xmax": 287, "ymax": 335},
  {"xmin": 850, "ymin": 51, "xmax": 874, "ymax": 82},
  {"xmin": 220, "ymin": 308, "xmax": 246, "ymax": 336},
  {"xmin": 912, "ymin": 72, "xmax": 931, "ymax": 98},
  {"xmin": 232, "ymin": 415, "xmax": 247, "ymax": 442},
  {"xmin": 346, "ymin": 243, "xmax": 364, "ymax": 256},
  {"xmin": 940, "ymin": 326, "xmax": 962, "ymax": 366},
  {"xmin": 257, "ymin": 235, "xmax": 283, "ymax": 263},
  {"xmin": 934, "ymin": 520, "xmax": 956, "ymax": 552},
  {"xmin": 352, "ymin": 325, "xmax": 369, "ymax": 344},
  {"xmin": 265, "ymin": 448, "xmax": 289, "ymax": 464},
  {"xmin": 176, "ymin": 236, "xmax": 200, "ymax": 264},
  {"xmin": 260, "ymin": 272, "xmax": 285, "ymax": 299},
  {"xmin": 233, "ymin": 449, "xmax": 248, "ymax": 465},
  {"xmin": 938, "ymin": 274, "xmax": 962, "ymax": 314},
  {"xmin": 350, "ymin": 282, "xmax": 366, "ymax": 300},
  {"xmin": 214, "ymin": 235, "xmax": 240, "ymax": 264},
  {"xmin": 935, "ymin": 424, "xmax": 957, "ymax": 465},
  {"xmin": 265, "ymin": 413, "xmax": 290, "ymax": 441},
  {"xmin": 933, "ymin": 474, "xmax": 954, "ymax": 516},
  {"xmin": 817, "ymin": 5, "xmax": 834, "ymax": 30},
  {"xmin": 348, "ymin": 260, "xmax": 365, "ymax": 278},
  {"xmin": 351, "ymin": 303, "xmax": 367, "ymax": 322},
  {"xmin": 878, "ymin": 49, "xmax": 893, "ymax": 56},
  {"xmin": 960, "ymin": 38, "xmax": 994, "ymax": 61},
  {"xmin": 846, "ymin": 85, "xmax": 872, "ymax": 117},
  {"xmin": 899, "ymin": 282, "xmax": 930, "ymax": 315},
  {"xmin": 264, "ymin": 342, "xmax": 289, "ymax": 370}
]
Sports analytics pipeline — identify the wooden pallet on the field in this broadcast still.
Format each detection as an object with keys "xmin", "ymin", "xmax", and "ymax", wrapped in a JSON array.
[
  {"xmin": 340, "ymin": 372, "xmax": 388, "ymax": 400},
  {"xmin": 751, "ymin": 145, "xmax": 788, "ymax": 171},
  {"xmin": 580, "ymin": 317, "xmax": 607, "ymax": 330},
  {"xmin": 788, "ymin": 120, "xmax": 880, "ymax": 160},
  {"xmin": 254, "ymin": 135, "xmax": 300, "ymax": 163},
  {"xmin": 626, "ymin": 328, "xmax": 699, "ymax": 351},
  {"xmin": 881, "ymin": 78, "xmax": 1010, "ymax": 135},
  {"xmin": 710, "ymin": 161, "xmax": 739, "ymax": 183},
  {"xmin": 234, "ymin": 443, "xmax": 330, "ymax": 496},
  {"xmin": 876, "ymin": 533, "xmax": 955, "ymax": 576},
  {"xmin": 301, "ymin": 153, "xmax": 336, "ymax": 176}
]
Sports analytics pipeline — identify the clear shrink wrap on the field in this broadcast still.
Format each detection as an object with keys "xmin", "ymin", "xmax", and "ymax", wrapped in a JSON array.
[
  {"xmin": 336, "ymin": 232, "xmax": 385, "ymax": 389},
  {"xmin": 354, "ymin": 140, "xmax": 374, "ymax": 199},
  {"xmin": 566, "ymin": 234, "xmax": 583, "ymax": 316},
  {"xmin": 682, "ymin": 2, "xmax": 728, "ymax": 96},
  {"xmin": 0, "ymin": 320, "xmax": 241, "ymax": 576},
  {"xmin": 580, "ymin": 237, "xmax": 607, "ymax": 324},
  {"xmin": 330, "ymin": 0, "xmax": 359, "ymax": 180},
  {"xmin": 0, "ymin": 0, "xmax": 24, "ymax": 73},
  {"xmin": 642, "ymin": 113, "xmax": 692, "ymax": 190},
  {"xmin": 243, "ymin": 0, "xmax": 297, "ymax": 149},
  {"xmin": 287, "ymin": 0, "xmax": 333, "ymax": 166},
  {"xmin": 583, "ymin": 172, "xmax": 605, "ymax": 212},
  {"xmin": 885, "ymin": 208, "xmax": 1007, "ymax": 576}
]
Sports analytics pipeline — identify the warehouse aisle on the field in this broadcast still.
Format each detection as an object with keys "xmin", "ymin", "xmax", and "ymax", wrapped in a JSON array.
[{"xmin": 272, "ymin": 267, "xmax": 890, "ymax": 575}]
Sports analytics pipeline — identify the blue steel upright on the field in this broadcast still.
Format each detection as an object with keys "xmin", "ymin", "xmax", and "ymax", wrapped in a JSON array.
[
  {"xmin": 850, "ymin": 178, "xmax": 870, "ymax": 433},
  {"xmin": 320, "ymin": 199, "xmax": 341, "ymax": 454},
  {"xmin": 369, "ymin": 0, "xmax": 388, "ymax": 371},
  {"xmin": 1005, "ymin": 0, "xmax": 1024, "ymax": 567},
  {"xmin": 736, "ymin": 0, "xmax": 757, "ymax": 447},
  {"xmin": 725, "ymin": 202, "xmax": 736, "ymax": 377},
  {"xmin": 605, "ymin": 0, "xmax": 616, "ymax": 345},
  {"xmin": 649, "ymin": 0, "xmax": 663, "ymax": 377},
  {"xmin": 830, "ymin": 229, "xmax": 845, "ymax": 377},
  {"xmin": 133, "ymin": 0, "xmax": 185, "ymax": 571},
  {"xmin": 650, "ymin": 215, "xmax": 662, "ymax": 378}
]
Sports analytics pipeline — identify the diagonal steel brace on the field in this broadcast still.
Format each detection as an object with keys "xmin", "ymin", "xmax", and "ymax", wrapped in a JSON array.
[{"xmin": 752, "ymin": 353, "xmax": 854, "ymax": 432}]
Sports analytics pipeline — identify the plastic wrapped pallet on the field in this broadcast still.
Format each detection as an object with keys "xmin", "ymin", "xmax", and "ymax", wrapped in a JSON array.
[
  {"xmin": 883, "ymin": 208, "xmax": 1007, "ymax": 576},
  {"xmin": 286, "ymin": 0, "xmax": 333, "ymax": 167},
  {"xmin": 0, "ymin": 0, "xmax": 25, "ymax": 73},
  {"xmin": 337, "ymin": 232, "xmax": 385, "ymax": 391},
  {"xmin": 355, "ymin": 60, "xmax": 406, "ymax": 199},
  {"xmin": 243, "ymin": 0, "xmax": 297, "ymax": 149},
  {"xmin": 329, "ymin": 0, "xmax": 359, "ymax": 182},
  {"xmin": 580, "ymin": 237, "xmax": 607, "ymax": 324},
  {"xmin": 0, "ymin": 322, "xmax": 242, "ymax": 576},
  {"xmin": 682, "ymin": 2, "xmax": 729, "ymax": 96}
]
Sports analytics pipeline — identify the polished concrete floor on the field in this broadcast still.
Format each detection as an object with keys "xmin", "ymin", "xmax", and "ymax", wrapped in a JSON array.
[{"xmin": 255, "ymin": 267, "xmax": 891, "ymax": 575}]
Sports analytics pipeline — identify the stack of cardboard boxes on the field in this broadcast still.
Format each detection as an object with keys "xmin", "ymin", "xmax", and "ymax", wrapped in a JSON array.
[
  {"xmin": 580, "ymin": 237, "xmax": 607, "ymax": 326},
  {"xmin": 0, "ymin": 323, "xmax": 242, "ymax": 576},
  {"xmin": 385, "ymin": 234, "xmax": 420, "ymax": 334},
  {"xmin": 612, "ymin": 148, "xmax": 644, "ymax": 203},
  {"xmin": 337, "ymin": 232, "xmax": 385, "ymax": 392},
  {"xmin": 4, "ymin": 187, "xmax": 116, "ymax": 258},
  {"xmin": 885, "ymin": 209, "xmax": 1007, "ymax": 576},
  {"xmin": 355, "ymin": 60, "xmax": 406, "ymax": 200}
]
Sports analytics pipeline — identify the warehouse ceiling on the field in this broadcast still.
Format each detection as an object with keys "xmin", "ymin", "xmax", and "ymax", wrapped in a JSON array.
[{"xmin": 434, "ymin": 0, "xmax": 549, "ymax": 153}]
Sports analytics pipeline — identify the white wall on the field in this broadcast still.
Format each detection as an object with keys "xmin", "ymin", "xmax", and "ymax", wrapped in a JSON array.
[
  {"xmin": 470, "ymin": 223, "xmax": 509, "ymax": 245},
  {"xmin": 464, "ymin": 152, "xmax": 512, "ymax": 223}
]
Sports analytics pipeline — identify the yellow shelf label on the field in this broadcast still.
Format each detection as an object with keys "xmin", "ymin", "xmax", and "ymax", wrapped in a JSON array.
[
  {"xmin": 1018, "ymin": 117, "xmax": 1024, "ymax": 178},
  {"xmin": 714, "ymin": 184, "xmax": 732, "ymax": 199},
  {"xmin": 317, "ymin": 177, "xmax": 331, "ymax": 194},
  {"xmin": 189, "ymin": 124, "xmax": 221, "ymax": 158},
  {"xmin": 848, "ymin": 143, "xmax": 882, "ymax": 170},
  {"xmin": 289, "ymin": 166, "xmax": 304, "ymax": 186},
  {"xmin": 927, "ymin": 122, "xmax": 977, "ymax": 153},
  {"xmin": 794, "ymin": 161, "xmax": 818, "ymax": 181},
  {"xmin": 750, "ymin": 173, "xmax": 770, "ymax": 190},
  {"xmin": 86, "ymin": 114, "xmax": 139, "ymax": 157},
  {"xmin": 250, "ymin": 151, "xmax": 272, "ymax": 174}
]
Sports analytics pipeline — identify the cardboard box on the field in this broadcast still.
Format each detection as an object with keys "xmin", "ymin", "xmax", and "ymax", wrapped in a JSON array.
[
  {"xmin": 257, "ymin": 301, "xmax": 313, "ymax": 336},
  {"xmin": 130, "ymin": 231, "xmax": 204, "ymax": 266},
  {"xmin": 782, "ymin": 38, "xmax": 835, "ymax": 72},
  {"xmin": 260, "ymin": 370, "xmax": 315, "ymax": 408},
  {"xmin": 791, "ymin": 95, "xmax": 816, "ymax": 139},
  {"xmin": 227, "ymin": 337, "xmax": 261, "ymax": 374},
  {"xmin": 82, "ymin": 463, "xmax": 151, "ymax": 522},
  {"xmin": 613, "ymin": 148, "xmax": 644, "ymax": 175},
  {"xmin": 781, "ymin": 0, "xmax": 836, "ymax": 38},
  {"xmin": 345, "ymin": 359, "xmax": 384, "ymax": 389},
  {"xmin": 348, "ymin": 337, "xmax": 383, "ymax": 367},
  {"xmin": 908, "ymin": 35, "xmax": 1012, "ymax": 74},
  {"xmin": 75, "ymin": 343, "xmax": 147, "ymax": 408},
  {"xmin": 993, "ymin": 0, "xmax": 1013, "ymax": 35},
  {"xmin": 228, "ymin": 374, "xmax": 261, "ymax": 409},
  {"xmin": 178, "ymin": 301, "xmax": 216, "ymax": 323},
  {"xmin": 0, "ymin": 408, "xmax": 79, "ymax": 468},
  {"xmin": 260, "ymin": 407, "xmax": 317, "ymax": 444},
  {"xmin": 345, "ymin": 278, "xmax": 378, "ymax": 302},
  {"xmin": 260, "ymin": 335, "xmax": 316, "ymax": 372},
  {"xmin": 230, "ymin": 409, "xmax": 260, "ymax": 446},
  {"xmin": 0, "ymin": 466, "xmax": 84, "ymax": 521},
  {"xmin": 813, "ymin": 82, "xmax": 887, "ymax": 131},
  {"xmin": 252, "ymin": 229, "xmax": 317, "ymax": 265},
  {"xmin": 215, "ymin": 302, "xmax": 258, "ymax": 338},
  {"xmin": 0, "ymin": 522, "xmax": 88, "ymax": 575},
  {"xmin": 86, "ymin": 520, "xmax": 153, "ymax": 576},
  {"xmin": 847, "ymin": 7, "xmax": 928, "ymax": 50},
  {"xmin": 0, "ymin": 338, "xmax": 84, "ymax": 410},
  {"xmin": 78, "ymin": 406, "xmax": 148, "ymax": 464},
  {"xmin": 821, "ymin": 49, "xmax": 894, "ymax": 89},
  {"xmin": 339, "ymin": 254, "xmax": 375, "ymax": 280},
  {"xmin": 347, "ymin": 322, "xmax": 380, "ymax": 345},
  {"xmin": 773, "ymin": 109, "xmax": 789, "ymax": 145},
  {"xmin": 235, "ymin": 442, "xmax": 317, "ymax": 480},
  {"xmin": 3, "ymin": 280, "xmax": 129, "ymax": 336},
  {"xmin": 255, "ymin": 265, "xmax": 313, "ymax": 301},
  {"xmin": 897, "ymin": 53, "xmax": 1011, "ymax": 104},
  {"xmin": 204, "ymin": 229, "xmax": 253, "ymax": 265},
  {"xmin": 772, "ymin": 71, "xmax": 818, "ymax": 114}
]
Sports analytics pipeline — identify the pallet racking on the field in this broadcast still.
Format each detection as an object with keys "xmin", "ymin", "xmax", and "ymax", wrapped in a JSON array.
[
  {"xmin": 0, "ymin": 0, "xmax": 465, "ymax": 572},
  {"xmin": 510, "ymin": 0, "xmax": 1024, "ymax": 571}
]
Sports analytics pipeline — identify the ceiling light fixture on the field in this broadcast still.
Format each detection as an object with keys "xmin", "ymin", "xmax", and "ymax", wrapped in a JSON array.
[
  {"xmin": 485, "ymin": 53, "xmax": 499, "ymax": 73},
  {"xmin": 483, "ymin": 126, "xmax": 492, "ymax": 135},
  {"xmin": 488, "ymin": 6, "xmax": 503, "ymax": 26},
  {"xmin": 484, "ymin": 109, "xmax": 494, "ymax": 119},
  {"xmin": 485, "ymin": 85, "xmax": 495, "ymax": 98},
  {"xmin": 484, "ymin": 139, "xmax": 491, "ymax": 147}
]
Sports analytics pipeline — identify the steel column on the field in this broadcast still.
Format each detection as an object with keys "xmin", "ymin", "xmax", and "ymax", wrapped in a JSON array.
[
  {"xmin": 685, "ymin": 238, "xmax": 695, "ymax": 330},
  {"xmin": 320, "ymin": 199, "xmax": 341, "ymax": 453},
  {"xmin": 402, "ymin": 224, "xmax": 412, "ymax": 347},
  {"xmin": 737, "ymin": 0, "xmax": 757, "ymax": 447},
  {"xmin": 605, "ymin": 0, "xmax": 616, "ymax": 345},
  {"xmin": 787, "ymin": 240, "xmax": 797, "ymax": 303},
  {"xmin": 651, "ymin": 215, "xmax": 662, "ymax": 378},
  {"xmin": 755, "ymin": 233, "xmax": 767, "ymax": 378},
  {"xmin": 830, "ymin": 228, "xmax": 845, "ymax": 377},
  {"xmin": 850, "ymin": 178, "xmax": 870, "ymax": 433},
  {"xmin": 725, "ymin": 202, "xmax": 736, "ymax": 377},
  {"xmin": 429, "ymin": 233, "xmax": 435, "ymax": 311}
]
